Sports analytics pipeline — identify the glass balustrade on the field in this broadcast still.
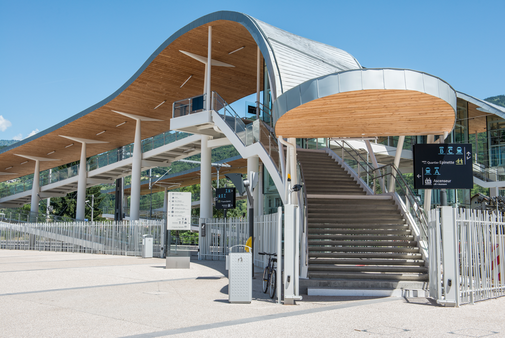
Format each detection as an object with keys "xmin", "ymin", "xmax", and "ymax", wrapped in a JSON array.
[{"xmin": 0, "ymin": 130, "xmax": 191, "ymax": 199}]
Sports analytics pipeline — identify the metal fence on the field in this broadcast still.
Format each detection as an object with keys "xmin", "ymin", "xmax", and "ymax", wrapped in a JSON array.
[
  {"xmin": 429, "ymin": 207, "xmax": 505, "ymax": 306},
  {"xmin": 198, "ymin": 212, "xmax": 280, "ymax": 267},
  {"xmin": 0, "ymin": 220, "xmax": 165, "ymax": 257}
]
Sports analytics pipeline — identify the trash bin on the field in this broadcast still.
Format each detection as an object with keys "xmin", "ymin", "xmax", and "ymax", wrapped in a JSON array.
[
  {"xmin": 142, "ymin": 235, "xmax": 153, "ymax": 258},
  {"xmin": 227, "ymin": 245, "xmax": 252, "ymax": 303}
]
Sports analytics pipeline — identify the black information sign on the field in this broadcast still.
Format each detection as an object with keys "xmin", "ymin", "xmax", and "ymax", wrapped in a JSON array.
[
  {"xmin": 215, "ymin": 187, "xmax": 236, "ymax": 209},
  {"xmin": 413, "ymin": 143, "xmax": 473, "ymax": 189}
]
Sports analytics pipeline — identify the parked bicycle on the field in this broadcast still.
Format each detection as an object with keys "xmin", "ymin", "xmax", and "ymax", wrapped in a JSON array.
[{"xmin": 259, "ymin": 252, "xmax": 277, "ymax": 298}]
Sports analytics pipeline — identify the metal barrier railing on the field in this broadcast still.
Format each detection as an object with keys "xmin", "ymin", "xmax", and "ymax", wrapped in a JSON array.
[
  {"xmin": 429, "ymin": 207, "xmax": 505, "ymax": 305},
  {"xmin": 0, "ymin": 220, "xmax": 165, "ymax": 257},
  {"xmin": 199, "ymin": 212, "xmax": 279, "ymax": 267}
]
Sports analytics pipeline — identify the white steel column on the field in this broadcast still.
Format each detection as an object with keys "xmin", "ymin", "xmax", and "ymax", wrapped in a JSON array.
[
  {"xmin": 59, "ymin": 136, "xmax": 108, "ymax": 221},
  {"xmin": 130, "ymin": 119, "xmax": 142, "ymax": 220},
  {"xmin": 200, "ymin": 135, "xmax": 213, "ymax": 219},
  {"xmin": 256, "ymin": 46, "xmax": 261, "ymax": 120},
  {"xmin": 15, "ymin": 154, "xmax": 59, "ymax": 221},
  {"xmin": 257, "ymin": 165, "xmax": 264, "ymax": 217},
  {"xmin": 388, "ymin": 135, "xmax": 405, "ymax": 192},
  {"xmin": 111, "ymin": 111, "xmax": 162, "ymax": 220},
  {"xmin": 288, "ymin": 138, "xmax": 298, "ymax": 199},
  {"xmin": 365, "ymin": 140, "xmax": 385, "ymax": 192},
  {"xmin": 205, "ymin": 26, "xmax": 212, "ymax": 111},
  {"xmin": 424, "ymin": 135, "xmax": 435, "ymax": 212},
  {"xmin": 76, "ymin": 142, "xmax": 87, "ymax": 220},
  {"xmin": 163, "ymin": 187, "xmax": 168, "ymax": 212},
  {"xmin": 247, "ymin": 156, "xmax": 259, "ymax": 214},
  {"xmin": 31, "ymin": 160, "xmax": 40, "ymax": 218}
]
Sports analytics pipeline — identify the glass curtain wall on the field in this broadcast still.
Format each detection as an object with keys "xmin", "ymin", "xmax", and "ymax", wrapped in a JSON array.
[{"xmin": 487, "ymin": 115, "xmax": 505, "ymax": 167}]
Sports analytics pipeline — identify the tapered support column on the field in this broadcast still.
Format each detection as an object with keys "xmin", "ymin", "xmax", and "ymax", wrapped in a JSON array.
[
  {"xmin": 424, "ymin": 135, "xmax": 435, "ymax": 212},
  {"xmin": 15, "ymin": 154, "xmax": 59, "ymax": 222},
  {"xmin": 130, "ymin": 119, "xmax": 142, "ymax": 221},
  {"xmin": 365, "ymin": 140, "xmax": 385, "ymax": 193},
  {"xmin": 256, "ymin": 46, "xmax": 261, "ymax": 120},
  {"xmin": 388, "ymin": 136, "xmax": 405, "ymax": 192},
  {"xmin": 205, "ymin": 26, "xmax": 212, "ymax": 111},
  {"xmin": 30, "ymin": 160, "xmax": 40, "ymax": 220},
  {"xmin": 59, "ymin": 135, "xmax": 108, "ymax": 221},
  {"xmin": 200, "ymin": 135, "xmax": 213, "ymax": 219},
  {"xmin": 110, "ymin": 111, "xmax": 163, "ymax": 221},
  {"xmin": 76, "ymin": 142, "xmax": 87, "ymax": 221},
  {"xmin": 247, "ymin": 156, "xmax": 259, "ymax": 213}
]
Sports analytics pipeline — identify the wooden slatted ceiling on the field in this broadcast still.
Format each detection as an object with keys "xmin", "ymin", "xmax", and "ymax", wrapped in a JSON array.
[
  {"xmin": 468, "ymin": 102, "xmax": 490, "ymax": 134},
  {"xmin": 0, "ymin": 20, "xmax": 263, "ymax": 182},
  {"xmin": 275, "ymin": 90, "xmax": 456, "ymax": 138}
]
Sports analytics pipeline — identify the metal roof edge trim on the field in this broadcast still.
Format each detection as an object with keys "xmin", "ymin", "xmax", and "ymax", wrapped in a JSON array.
[{"xmin": 456, "ymin": 91, "xmax": 505, "ymax": 120}]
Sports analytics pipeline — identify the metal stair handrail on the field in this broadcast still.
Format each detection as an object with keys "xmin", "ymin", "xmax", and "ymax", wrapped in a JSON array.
[{"xmin": 331, "ymin": 139, "xmax": 429, "ymax": 245}]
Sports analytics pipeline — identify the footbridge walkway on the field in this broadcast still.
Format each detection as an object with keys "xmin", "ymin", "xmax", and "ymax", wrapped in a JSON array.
[{"xmin": 0, "ymin": 132, "xmax": 203, "ymax": 209}]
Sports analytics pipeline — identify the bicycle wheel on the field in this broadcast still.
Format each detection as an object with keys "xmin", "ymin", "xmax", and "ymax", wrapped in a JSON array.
[
  {"xmin": 262, "ymin": 267, "xmax": 269, "ymax": 293},
  {"xmin": 269, "ymin": 269, "xmax": 276, "ymax": 298}
]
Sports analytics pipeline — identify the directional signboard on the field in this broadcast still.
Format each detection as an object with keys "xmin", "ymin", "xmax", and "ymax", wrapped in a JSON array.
[
  {"xmin": 167, "ymin": 192, "xmax": 192, "ymax": 230},
  {"xmin": 413, "ymin": 143, "xmax": 473, "ymax": 189},
  {"xmin": 215, "ymin": 187, "xmax": 236, "ymax": 210}
]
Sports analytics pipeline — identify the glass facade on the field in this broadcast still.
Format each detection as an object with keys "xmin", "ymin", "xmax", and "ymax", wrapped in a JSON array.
[
  {"xmin": 487, "ymin": 115, "xmax": 505, "ymax": 167},
  {"xmin": 454, "ymin": 99, "xmax": 469, "ymax": 143}
]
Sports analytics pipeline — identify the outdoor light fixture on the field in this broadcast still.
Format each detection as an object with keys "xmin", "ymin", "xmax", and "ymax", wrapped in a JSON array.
[
  {"xmin": 116, "ymin": 121, "xmax": 126, "ymax": 127},
  {"xmin": 5, "ymin": 166, "xmax": 12, "ymax": 170},
  {"xmin": 154, "ymin": 100, "xmax": 166, "ymax": 109},
  {"xmin": 180, "ymin": 75, "xmax": 192, "ymax": 88},
  {"xmin": 65, "ymin": 143, "xmax": 74, "ymax": 148},
  {"xmin": 96, "ymin": 130, "xmax": 106, "ymax": 136},
  {"xmin": 228, "ymin": 46, "xmax": 245, "ymax": 55},
  {"xmin": 20, "ymin": 161, "xmax": 28, "ymax": 165},
  {"xmin": 477, "ymin": 107, "xmax": 491, "ymax": 113},
  {"xmin": 47, "ymin": 151, "xmax": 55, "ymax": 155}
]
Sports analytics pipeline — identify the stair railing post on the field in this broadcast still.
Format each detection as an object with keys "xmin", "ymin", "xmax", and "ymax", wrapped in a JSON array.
[{"xmin": 439, "ymin": 206, "xmax": 460, "ymax": 306}]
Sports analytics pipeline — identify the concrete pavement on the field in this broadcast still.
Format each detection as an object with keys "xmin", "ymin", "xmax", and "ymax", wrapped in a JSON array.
[{"xmin": 0, "ymin": 249, "xmax": 504, "ymax": 337}]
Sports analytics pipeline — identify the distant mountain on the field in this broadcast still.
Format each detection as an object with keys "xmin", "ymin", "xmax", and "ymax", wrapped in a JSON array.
[
  {"xmin": 0, "ymin": 140, "xmax": 18, "ymax": 149},
  {"xmin": 485, "ymin": 95, "xmax": 505, "ymax": 108}
]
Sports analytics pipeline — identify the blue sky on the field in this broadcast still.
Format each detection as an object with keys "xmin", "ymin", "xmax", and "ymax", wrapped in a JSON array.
[{"xmin": 0, "ymin": 0, "xmax": 504, "ymax": 141}]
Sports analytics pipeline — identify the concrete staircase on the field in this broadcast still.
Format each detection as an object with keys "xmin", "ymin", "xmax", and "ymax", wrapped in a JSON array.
[{"xmin": 297, "ymin": 149, "xmax": 428, "ymax": 295}]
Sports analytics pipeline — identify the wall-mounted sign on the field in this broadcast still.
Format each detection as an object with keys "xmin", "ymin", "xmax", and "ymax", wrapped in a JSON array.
[
  {"xmin": 413, "ymin": 143, "xmax": 473, "ymax": 189},
  {"xmin": 215, "ymin": 187, "xmax": 236, "ymax": 209},
  {"xmin": 167, "ymin": 192, "xmax": 191, "ymax": 230}
]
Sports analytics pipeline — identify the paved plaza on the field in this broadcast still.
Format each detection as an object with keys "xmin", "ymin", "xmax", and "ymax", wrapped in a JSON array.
[{"xmin": 0, "ymin": 249, "xmax": 504, "ymax": 337}]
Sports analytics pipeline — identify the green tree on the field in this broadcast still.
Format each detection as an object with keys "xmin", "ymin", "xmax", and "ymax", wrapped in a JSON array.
[{"xmin": 50, "ymin": 185, "xmax": 105, "ymax": 221}]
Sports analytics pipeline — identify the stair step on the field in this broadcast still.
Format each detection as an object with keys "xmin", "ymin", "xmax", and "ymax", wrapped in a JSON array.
[
  {"xmin": 308, "ymin": 210, "xmax": 401, "ymax": 216},
  {"xmin": 307, "ymin": 272, "xmax": 428, "ymax": 281},
  {"xmin": 308, "ymin": 218, "xmax": 405, "ymax": 224},
  {"xmin": 308, "ymin": 240, "xmax": 418, "ymax": 247},
  {"xmin": 308, "ymin": 258, "xmax": 426, "ymax": 266},
  {"xmin": 307, "ymin": 229, "xmax": 412, "ymax": 235},
  {"xmin": 308, "ymin": 234, "xmax": 415, "ymax": 241},
  {"xmin": 308, "ymin": 265, "xmax": 428, "ymax": 273},
  {"xmin": 309, "ymin": 247, "xmax": 419, "ymax": 253},
  {"xmin": 308, "ymin": 224, "xmax": 408, "ymax": 229},
  {"xmin": 309, "ymin": 252, "xmax": 422, "ymax": 259}
]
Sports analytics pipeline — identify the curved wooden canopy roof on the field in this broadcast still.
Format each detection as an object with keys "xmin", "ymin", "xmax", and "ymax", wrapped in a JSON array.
[
  {"xmin": 0, "ymin": 11, "xmax": 361, "ymax": 183},
  {"xmin": 274, "ymin": 69, "xmax": 458, "ymax": 138}
]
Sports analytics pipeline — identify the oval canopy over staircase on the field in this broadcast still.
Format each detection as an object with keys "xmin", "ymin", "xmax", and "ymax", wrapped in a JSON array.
[{"xmin": 273, "ymin": 68, "xmax": 457, "ymax": 138}]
